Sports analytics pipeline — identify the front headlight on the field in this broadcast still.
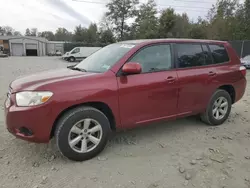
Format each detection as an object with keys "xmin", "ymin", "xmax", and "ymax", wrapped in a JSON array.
[{"xmin": 16, "ymin": 91, "xmax": 53, "ymax": 107}]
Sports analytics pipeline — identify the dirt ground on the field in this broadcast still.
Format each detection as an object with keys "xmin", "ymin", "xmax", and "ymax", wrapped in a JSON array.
[{"xmin": 0, "ymin": 57, "xmax": 250, "ymax": 188}]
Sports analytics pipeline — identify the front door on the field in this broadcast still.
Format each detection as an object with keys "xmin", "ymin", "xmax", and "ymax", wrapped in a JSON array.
[{"xmin": 117, "ymin": 44, "xmax": 179, "ymax": 128}]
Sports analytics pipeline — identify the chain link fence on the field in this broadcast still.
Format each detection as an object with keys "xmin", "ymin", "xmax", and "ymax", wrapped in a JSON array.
[
  {"xmin": 63, "ymin": 40, "xmax": 250, "ymax": 59},
  {"xmin": 229, "ymin": 40, "xmax": 250, "ymax": 58}
]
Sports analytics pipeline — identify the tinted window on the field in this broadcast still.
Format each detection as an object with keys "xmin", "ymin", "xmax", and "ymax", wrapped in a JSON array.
[
  {"xmin": 176, "ymin": 44, "xmax": 205, "ymax": 68},
  {"xmin": 202, "ymin": 44, "xmax": 213, "ymax": 65},
  {"xmin": 209, "ymin": 44, "xmax": 229, "ymax": 64},
  {"xmin": 130, "ymin": 44, "xmax": 172, "ymax": 73}
]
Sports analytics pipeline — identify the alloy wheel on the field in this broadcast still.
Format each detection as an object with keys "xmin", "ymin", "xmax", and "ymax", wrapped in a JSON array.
[
  {"xmin": 68, "ymin": 118, "xmax": 103, "ymax": 153},
  {"xmin": 212, "ymin": 96, "xmax": 228, "ymax": 120}
]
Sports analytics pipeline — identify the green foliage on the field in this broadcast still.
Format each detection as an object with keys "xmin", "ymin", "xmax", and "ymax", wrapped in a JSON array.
[
  {"xmin": 54, "ymin": 28, "xmax": 72, "ymax": 41},
  {"xmin": 158, "ymin": 8, "xmax": 176, "ymax": 38},
  {"xmin": 25, "ymin": 28, "xmax": 31, "ymax": 36},
  {"xmin": 38, "ymin": 31, "xmax": 55, "ymax": 41},
  {"xmin": 4, "ymin": 0, "xmax": 250, "ymax": 43},
  {"xmin": 99, "ymin": 29, "xmax": 115, "ymax": 44},
  {"xmin": 106, "ymin": 0, "xmax": 139, "ymax": 40},
  {"xmin": 135, "ymin": 0, "xmax": 158, "ymax": 39}
]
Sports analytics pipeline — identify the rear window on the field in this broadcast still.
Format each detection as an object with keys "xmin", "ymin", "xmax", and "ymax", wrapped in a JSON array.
[
  {"xmin": 176, "ymin": 43, "xmax": 207, "ymax": 68},
  {"xmin": 209, "ymin": 44, "xmax": 229, "ymax": 64}
]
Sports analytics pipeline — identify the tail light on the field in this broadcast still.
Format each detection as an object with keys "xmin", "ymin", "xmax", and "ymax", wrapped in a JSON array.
[{"xmin": 240, "ymin": 66, "xmax": 246, "ymax": 77}]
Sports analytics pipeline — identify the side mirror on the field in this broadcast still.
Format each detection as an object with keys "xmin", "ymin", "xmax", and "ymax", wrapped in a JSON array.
[{"xmin": 122, "ymin": 62, "xmax": 142, "ymax": 75}]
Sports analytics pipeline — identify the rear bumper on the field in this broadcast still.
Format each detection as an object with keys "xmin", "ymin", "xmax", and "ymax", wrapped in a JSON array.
[{"xmin": 4, "ymin": 96, "xmax": 55, "ymax": 143}]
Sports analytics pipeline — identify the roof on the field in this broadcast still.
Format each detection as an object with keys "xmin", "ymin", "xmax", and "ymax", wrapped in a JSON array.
[
  {"xmin": 0, "ymin": 35, "xmax": 48, "ymax": 42},
  {"xmin": 47, "ymin": 41, "xmax": 66, "ymax": 44},
  {"xmin": 120, "ymin": 38, "xmax": 227, "ymax": 44}
]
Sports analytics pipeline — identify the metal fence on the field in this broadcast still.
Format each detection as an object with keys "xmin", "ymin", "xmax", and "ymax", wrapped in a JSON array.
[
  {"xmin": 229, "ymin": 40, "xmax": 250, "ymax": 58},
  {"xmin": 63, "ymin": 40, "xmax": 250, "ymax": 59}
]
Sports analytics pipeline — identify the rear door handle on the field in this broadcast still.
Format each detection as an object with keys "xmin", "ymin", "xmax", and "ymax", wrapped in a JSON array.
[
  {"xmin": 208, "ymin": 71, "xmax": 216, "ymax": 76},
  {"xmin": 166, "ymin": 76, "xmax": 176, "ymax": 83}
]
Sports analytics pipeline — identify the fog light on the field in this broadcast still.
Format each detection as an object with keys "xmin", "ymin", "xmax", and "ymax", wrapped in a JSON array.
[{"xmin": 18, "ymin": 127, "xmax": 33, "ymax": 136}]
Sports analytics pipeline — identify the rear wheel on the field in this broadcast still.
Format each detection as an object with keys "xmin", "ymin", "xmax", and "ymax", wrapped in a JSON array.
[
  {"xmin": 55, "ymin": 106, "xmax": 111, "ymax": 161},
  {"xmin": 200, "ymin": 89, "xmax": 232, "ymax": 126}
]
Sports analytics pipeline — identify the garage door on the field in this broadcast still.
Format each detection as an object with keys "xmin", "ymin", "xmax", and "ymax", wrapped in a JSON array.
[
  {"xmin": 11, "ymin": 43, "xmax": 23, "ymax": 56},
  {"xmin": 26, "ymin": 44, "xmax": 37, "ymax": 50}
]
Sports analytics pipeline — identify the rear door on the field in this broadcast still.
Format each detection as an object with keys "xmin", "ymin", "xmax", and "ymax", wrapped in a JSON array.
[{"xmin": 174, "ymin": 43, "xmax": 217, "ymax": 115}]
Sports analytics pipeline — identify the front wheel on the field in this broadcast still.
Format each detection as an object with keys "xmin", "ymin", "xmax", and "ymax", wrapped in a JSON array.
[
  {"xmin": 200, "ymin": 89, "xmax": 232, "ymax": 126},
  {"xmin": 68, "ymin": 56, "xmax": 75, "ymax": 62},
  {"xmin": 55, "ymin": 106, "xmax": 111, "ymax": 161}
]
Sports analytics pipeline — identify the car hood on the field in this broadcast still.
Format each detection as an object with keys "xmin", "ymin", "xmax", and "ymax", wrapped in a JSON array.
[{"xmin": 10, "ymin": 68, "xmax": 98, "ymax": 92}]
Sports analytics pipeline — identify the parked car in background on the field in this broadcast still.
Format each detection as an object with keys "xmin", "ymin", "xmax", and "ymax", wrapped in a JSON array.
[
  {"xmin": 62, "ymin": 47, "xmax": 102, "ymax": 62},
  {"xmin": 48, "ymin": 50, "xmax": 62, "ymax": 56},
  {"xmin": 240, "ymin": 55, "xmax": 250, "ymax": 68},
  {"xmin": 4, "ymin": 39, "xmax": 247, "ymax": 161},
  {"xmin": 0, "ymin": 46, "xmax": 8, "ymax": 58},
  {"xmin": 55, "ymin": 50, "xmax": 62, "ymax": 56}
]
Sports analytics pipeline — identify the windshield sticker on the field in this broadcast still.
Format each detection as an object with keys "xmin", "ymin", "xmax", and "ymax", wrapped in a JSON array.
[
  {"xmin": 120, "ymin": 44, "xmax": 135, "ymax": 49},
  {"xmin": 102, "ymin": 64, "xmax": 111, "ymax": 70}
]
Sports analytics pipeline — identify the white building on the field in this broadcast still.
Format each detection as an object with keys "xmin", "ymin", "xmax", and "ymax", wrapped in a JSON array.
[
  {"xmin": 0, "ymin": 36, "xmax": 66, "ymax": 56},
  {"xmin": 46, "ymin": 41, "xmax": 65, "ymax": 54}
]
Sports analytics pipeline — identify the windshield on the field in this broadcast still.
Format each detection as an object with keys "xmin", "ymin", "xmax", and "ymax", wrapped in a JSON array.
[{"xmin": 75, "ymin": 43, "xmax": 135, "ymax": 73}]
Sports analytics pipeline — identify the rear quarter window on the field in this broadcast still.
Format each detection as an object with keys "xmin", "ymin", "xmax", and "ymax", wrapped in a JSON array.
[{"xmin": 209, "ymin": 44, "xmax": 229, "ymax": 64}]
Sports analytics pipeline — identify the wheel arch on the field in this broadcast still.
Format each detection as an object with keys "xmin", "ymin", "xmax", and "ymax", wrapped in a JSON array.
[
  {"xmin": 218, "ymin": 85, "xmax": 235, "ymax": 104},
  {"xmin": 50, "ymin": 102, "xmax": 116, "ymax": 138}
]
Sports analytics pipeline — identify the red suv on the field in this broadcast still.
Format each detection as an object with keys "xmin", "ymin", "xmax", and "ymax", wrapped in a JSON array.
[{"xmin": 4, "ymin": 39, "xmax": 247, "ymax": 161}]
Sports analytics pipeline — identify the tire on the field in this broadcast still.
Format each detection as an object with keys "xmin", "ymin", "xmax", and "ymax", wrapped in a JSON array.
[
  {"xmin": 68, "ymin": 56, "xmax": 75, "ymax": 62},
  {"xmin": 200, "ymin": 89, "xmax": 232, "ymax": 126},
  {"xmin": 55, "ymin": 106, "xmax": 111, "ymax": 161}
]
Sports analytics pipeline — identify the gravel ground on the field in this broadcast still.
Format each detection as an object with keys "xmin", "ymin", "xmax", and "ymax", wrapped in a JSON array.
[{"xmin": 0, "ymin": 57, "xmax": 250, "ymax": 188}]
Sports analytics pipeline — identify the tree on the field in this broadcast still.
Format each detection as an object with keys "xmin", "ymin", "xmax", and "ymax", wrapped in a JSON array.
[
  {"xmin": 99, "ymin": 29, "xmax": 115, "ymax": 43},
  {"xmin": 99, "ymin": 15, "xmax": 113, "ymax": 32},
  {"xmin": 106, "ymin": 0, "xmax": 139, "ymax": 40},
  {"xmin": 55, "ymin": 28, "xmax": 72, "ymax": 41},
  {"xmin": 135, "ymin": 0, "xmax": 158, "ymax": 39},
  {"xmin": 158, "ymin": 8, "xmax": 176, "ymax": 38},
  {"xmin": 206, "ymin": 0, "xmax": 239, "ymax": 40},
  {"xmin": 25, "ymin": 28, "xmax": 31, "ymax": 36},
  {"xmin": 243, "ymin": 0, "xmax": 250, "ymax": 39},
  {"xmin": 86, "ymin": 23, "xmax": 99, "ymax": 43},
  {"xmin": 171, "ymin": 13, "xmax": 190, "ymax": 38},
  {"xmin": 30, "ymin": 28, "xmax": 38, "ymax": 36},
  {"xmin": 72, "ymin": 25, "xmax": 87, "ymax": 42},
  {"xmin": 38, "ymin": 31, "xmax": 55, "ymax": 41},
  {"xmin": 13, "ymin": 31, "xmax": 22, "ymax": 36}
]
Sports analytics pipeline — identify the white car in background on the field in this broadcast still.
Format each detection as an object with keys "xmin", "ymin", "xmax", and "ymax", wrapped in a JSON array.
[
  {"xmin": 241, "ymin": 55, "xmax": 250, "ymax": 68},
  {"xmin": 62, "ymin": 47, "xmax": 102, "ymax": 62}
]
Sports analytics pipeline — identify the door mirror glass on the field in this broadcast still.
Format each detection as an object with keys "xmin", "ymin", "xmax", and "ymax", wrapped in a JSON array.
[{"xmin": 122, "ymin": 62, "xmax": 142, "ymax": 75}]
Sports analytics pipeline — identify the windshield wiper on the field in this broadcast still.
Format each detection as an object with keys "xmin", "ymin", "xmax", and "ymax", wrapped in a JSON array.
[{"xmin": 68, "ymin": 66, "xmax": 87, "ymax": 72}]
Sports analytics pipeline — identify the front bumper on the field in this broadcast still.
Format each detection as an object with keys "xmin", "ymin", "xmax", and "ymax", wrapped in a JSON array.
[{"xmin": 4, "ymin": 94, "xmax": 54, "ymax": 143}]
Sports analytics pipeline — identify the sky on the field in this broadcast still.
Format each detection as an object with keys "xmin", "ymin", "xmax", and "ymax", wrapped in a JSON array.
[{"xmin": 0, "ymin": 0, "xmax": 221, "ymax": 34}]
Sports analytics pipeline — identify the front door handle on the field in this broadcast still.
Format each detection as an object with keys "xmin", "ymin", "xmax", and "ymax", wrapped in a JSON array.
[
  {"xmin": 166, "ymin": 76, "xmax": 176, "ymax": 83},
  {"xmin": 208, "ymin": 71, "xmax": 216, "ymax": 76}
]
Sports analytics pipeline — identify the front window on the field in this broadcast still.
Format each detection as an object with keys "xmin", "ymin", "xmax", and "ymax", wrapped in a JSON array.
[
  {"xmin": 129, "ymin": 44, "xmax": 172, "ymax": 73},
  {"xmin": 75, "ymin": 43, "xmax": 135, "ymax": 73},
  {"xmin": 71, "ymin": 48, "xmax": 80, "ymax": 54}
]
